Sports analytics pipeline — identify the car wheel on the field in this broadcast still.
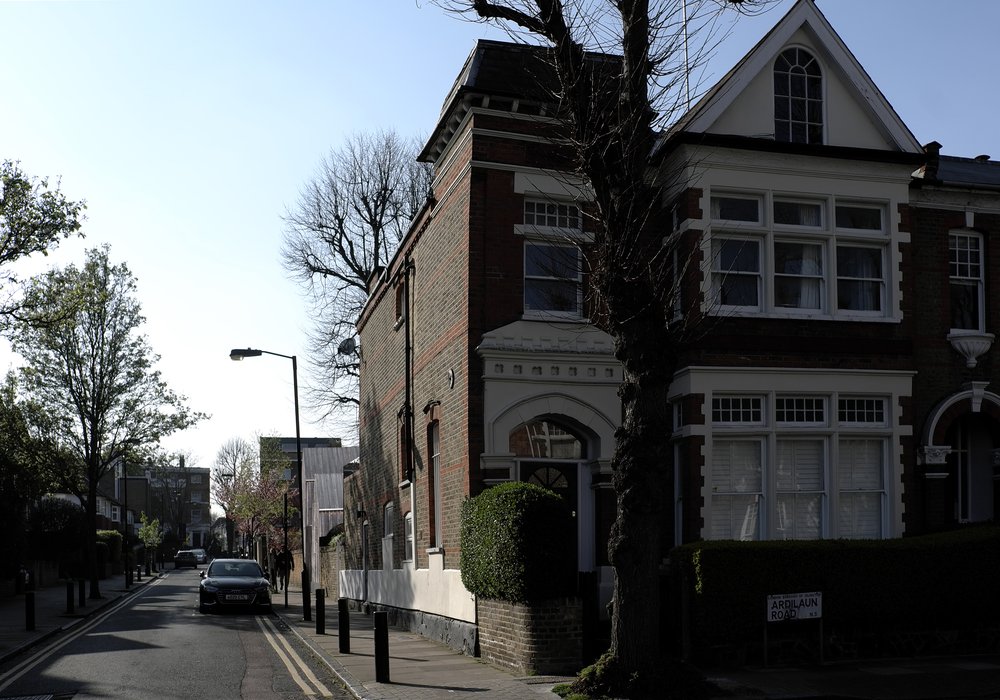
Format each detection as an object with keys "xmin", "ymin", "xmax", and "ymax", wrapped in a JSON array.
[{"xmin": 199, "ymin": 603, "xmax": 208, "ymax": 614}]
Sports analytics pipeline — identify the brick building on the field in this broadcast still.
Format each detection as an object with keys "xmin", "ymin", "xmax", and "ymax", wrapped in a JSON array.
[{"xmin": 341, "ymin": 0, "xmax": 1000, "ymax": 662}]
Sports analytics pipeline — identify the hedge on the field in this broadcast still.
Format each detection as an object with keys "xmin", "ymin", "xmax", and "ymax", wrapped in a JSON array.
[
  {"xmin": 460, "ymin": 481, "xmax": 576, "ymax": 603},
  {"xmin": 668, "ymin": 526, "xmax": 1000, "ymax": 661}
]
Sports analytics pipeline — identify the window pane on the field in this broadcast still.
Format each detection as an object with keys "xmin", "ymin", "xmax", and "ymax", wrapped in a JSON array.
[
  {"xmin": 774, "ymin": 201, "xmax": 822, "ymax": 226},
  {"xmin": 714, "ymin": 239, "xmax": 759, "ymax": 271},
  {"xmin": 776, "ymin": 494, "xmax": 822, "ymax": 540},
  {"xmin": 712, "ymin": 440, "xmax": 762, "ymax": 493},
  {"xmin": 712, "ymin": 196, "xmax": 759, "ymax": 222},
  {"xmin": 838, "ymin": 439, "xmax": 884, "ymax": 490},
  {"xmin": 836, "ymin": 205, "xmax": 882, "ymax": 230},
  {"xmin": 525, "ymin": 279, "xmax": 578, "ymax": 312},
  {"xmin": 776, "ymin": 440, "xmax": 824, "ymax": 490},
  {"xmin": 837, "ymin": 247, "xmax": 883, "ymax": 312},
  {"xmin": 951, "ymin": 282, "xmax": 981, "ymax": 330},
  {"xmin": 711, "ymin": 495, "xmax": 760, "ymax": 541},
  {"xmin": 525, "ymin": 243, "xmax": 577, "ymax": 278},
  {"xmin": 839, "ymin": 493, "xmax": 881, "ymax": 538}
]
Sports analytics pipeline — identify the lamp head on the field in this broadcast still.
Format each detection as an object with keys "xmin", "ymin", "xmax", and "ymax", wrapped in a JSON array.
[{"xmin": 230, "ymin": 348, "xmax": 263, "ymax": 361}]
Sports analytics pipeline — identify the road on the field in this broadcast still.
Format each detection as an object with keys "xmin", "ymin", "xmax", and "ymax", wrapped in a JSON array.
[{"xmin": 0, "ymin": 568, "xmax": 351, "ymax": 699}]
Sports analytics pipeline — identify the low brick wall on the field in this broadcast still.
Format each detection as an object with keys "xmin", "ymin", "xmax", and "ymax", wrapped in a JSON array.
[{"xmin": 477, "ymin": 597, "xmax": 583, "ymax": 675}]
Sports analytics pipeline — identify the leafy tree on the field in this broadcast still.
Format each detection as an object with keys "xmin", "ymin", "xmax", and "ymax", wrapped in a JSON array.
[
  {"xmin": 0, "ymin": 160, "xmax": 85, "ymax": 329},
  {"xmin": 137, "ymin": 512, "xmax": 163, "ymax": 571},
  {"xmin": 0, "ymin": 372, "xmax": 50, "ymax": 579},
  {"xmin": 438, "ymin": 1, "xmax": 773, "ymax": 696},
  {"xmin": 282, "ymin": 130, "xmax": 432, "ymax": 427},
  {"xmin": 9, "ymin": 246, "xmax": 206, "ymax": 598}
]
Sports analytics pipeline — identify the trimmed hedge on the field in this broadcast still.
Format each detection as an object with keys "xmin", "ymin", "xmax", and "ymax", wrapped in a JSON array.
[
  {"xmin": 460, "ymin": 481, "xmax": 576, "ymax": 603},
  {"xmin": 668, "ymin": 526, "xmax": 1000, "ymax": 661},
  {"xmin": 97, "ymin": 530, "xmax": 123, "ymax": 564}
]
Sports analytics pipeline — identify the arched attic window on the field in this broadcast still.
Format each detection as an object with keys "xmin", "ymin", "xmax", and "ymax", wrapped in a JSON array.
[{"xmin": 774, "ymin": 48, "xmax": 823, "ymax": 145}]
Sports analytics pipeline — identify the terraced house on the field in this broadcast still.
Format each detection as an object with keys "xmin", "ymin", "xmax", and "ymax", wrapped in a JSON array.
[{"xmin": 339, "ymin": 0, "xmax": 1000, "ymax": 662}]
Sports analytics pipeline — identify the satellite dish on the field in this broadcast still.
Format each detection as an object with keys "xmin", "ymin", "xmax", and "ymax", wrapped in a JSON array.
[{"xmin": 337, "ymin": 337, "xmax": 357, "ymax": 356}]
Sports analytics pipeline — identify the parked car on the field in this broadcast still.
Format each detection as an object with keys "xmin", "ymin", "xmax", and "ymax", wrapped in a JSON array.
[
  {"xmin": 199, "ymin": 558, "xmax": 272, "ymax": 614},
  {"xmin": 191, "ymin": 548, "xmax": 208, "ymax": 564},
  {"xmin": 174, "ymin": 550, "xmax": 199, "ymax": 568}
]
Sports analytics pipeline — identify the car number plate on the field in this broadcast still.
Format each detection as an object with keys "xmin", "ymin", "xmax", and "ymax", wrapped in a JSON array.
[{"xmin": 225, "ymin": 594, "xmax": 251, "ymax": 602}]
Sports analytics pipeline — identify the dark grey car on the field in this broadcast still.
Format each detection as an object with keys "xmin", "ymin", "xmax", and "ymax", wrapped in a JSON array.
[{"xmin": 199, "ymin": 559, "xmax": 272, "ymax": 614}]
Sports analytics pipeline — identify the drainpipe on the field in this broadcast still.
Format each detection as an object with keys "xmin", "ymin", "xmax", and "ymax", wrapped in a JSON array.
[{"xmin": 403, "ymin": 258, "xmax": 417, "ymax": 564}]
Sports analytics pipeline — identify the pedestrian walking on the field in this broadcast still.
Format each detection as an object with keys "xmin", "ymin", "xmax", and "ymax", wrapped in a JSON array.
[{"xmin": 280, "ymin": 549, "xmax": 294, "ymax": 592}]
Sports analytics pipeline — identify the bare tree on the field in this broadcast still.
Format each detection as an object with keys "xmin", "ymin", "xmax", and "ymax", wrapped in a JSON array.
[
  {"xmin": 436, "ymin": 1, "xmax": 774, "ymax": 696},
  {"xmin": 282, "ymin": 130, "xmax": 432, "ymax": 427}
]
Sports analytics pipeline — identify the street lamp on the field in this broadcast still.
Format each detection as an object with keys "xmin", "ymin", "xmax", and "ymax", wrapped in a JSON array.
[
  {"xmin": 119, "ymin": 438, "xmax": 141, "ymax": 589},
  {"xmin": 229, "ymin": 347, "xmax": 310, "ymax": 621}
]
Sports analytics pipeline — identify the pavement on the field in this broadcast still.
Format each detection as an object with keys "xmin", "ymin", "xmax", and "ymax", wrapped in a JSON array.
[{"xmin": 2, "ymin": 571, "xmax": 1000, "ymax": 699}]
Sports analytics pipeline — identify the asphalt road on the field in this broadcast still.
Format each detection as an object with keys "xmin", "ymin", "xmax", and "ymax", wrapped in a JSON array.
[{"xmin": 0, "ymin": 567, "xmax": 352, "ymax": 699}]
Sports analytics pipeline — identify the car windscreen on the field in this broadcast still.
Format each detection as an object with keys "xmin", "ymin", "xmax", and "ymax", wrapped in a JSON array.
[{"xmin": 209, "ymin": 561, "xmax": 262, "ymax": 578}]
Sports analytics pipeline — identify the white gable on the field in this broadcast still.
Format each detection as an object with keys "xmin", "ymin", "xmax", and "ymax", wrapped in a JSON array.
[{"xmin": 683, "ymin": 0, "xmax": 921, "ymax": 154}]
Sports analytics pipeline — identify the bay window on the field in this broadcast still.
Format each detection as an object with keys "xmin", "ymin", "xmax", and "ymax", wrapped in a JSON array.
[
  {"xmin": 709, "ymin": 192, "xmax": 888, "ymax": 319},
  {"xmin": 708, "ymin": 393, "xmax": 888, "ymax": 540}
]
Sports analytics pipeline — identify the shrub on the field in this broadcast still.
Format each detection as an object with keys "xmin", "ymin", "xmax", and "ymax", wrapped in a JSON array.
[{"xmin": 460, "ymin": 481, "xmax": 575, "ymax": 603}]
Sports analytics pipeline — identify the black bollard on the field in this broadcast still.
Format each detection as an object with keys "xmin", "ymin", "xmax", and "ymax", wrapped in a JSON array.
[
  {"xmin": 302, "ymin": 568, "xmax": 312, "ymax": 622},
  {"xmin": 66, "ymin": 580, "xmax": 75, "ymax": 614},
  {"xmin": 315, "ymin": 589, "xmax": 325, "ymax": 634},
  {"xmin": 338, "ymin": 598, "xmax": 351, "ymax": 653},
  {"xmin": 374, "ymin": 611, "xmax": 390, "ymax": 683},
  {"xmin": 25, "ymin": 591, "xmax": 35, "ymax": 631},
  {"xmin": 78, "ymin": 579, "xmax": 86, "ymax": 608},
  {"xmin": 136, "ymin": 564, "xmax": 142, "ymax": 582}
]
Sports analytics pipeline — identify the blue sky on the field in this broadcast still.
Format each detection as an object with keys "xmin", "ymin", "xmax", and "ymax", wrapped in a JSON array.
[{"xmin": 1, "ymin": 0, "xmax": 997, "ymax": 472}]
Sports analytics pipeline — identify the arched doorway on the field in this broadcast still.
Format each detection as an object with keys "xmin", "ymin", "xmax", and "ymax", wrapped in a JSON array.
[{"xmin": 510, "ymin": 417, "xmax": 586, "ymax": 570}]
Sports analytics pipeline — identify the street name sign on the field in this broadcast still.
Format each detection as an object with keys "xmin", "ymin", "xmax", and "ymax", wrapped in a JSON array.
[{"xmin": 766, "ymin": 591, "xmax": 822, "ymax": 622}]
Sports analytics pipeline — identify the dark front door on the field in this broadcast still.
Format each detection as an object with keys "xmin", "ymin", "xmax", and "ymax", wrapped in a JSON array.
[{"xmin": 521, "ymin": 460, "xmax": 579, "ymax": 571}]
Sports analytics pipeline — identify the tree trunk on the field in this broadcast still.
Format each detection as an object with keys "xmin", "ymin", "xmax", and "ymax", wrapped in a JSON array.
[{"xmin": 86, "ymin": 484, "xmax": 102, "ymax": 599}]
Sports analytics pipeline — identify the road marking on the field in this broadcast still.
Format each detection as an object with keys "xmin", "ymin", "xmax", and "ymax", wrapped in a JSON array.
[
  {"xmin": 0, "ymin": 577, "xmax": 164, "ymax": 692},
  {"xmin": 256, "ymin": 615, "xmax": 334, "ymax": 697}
]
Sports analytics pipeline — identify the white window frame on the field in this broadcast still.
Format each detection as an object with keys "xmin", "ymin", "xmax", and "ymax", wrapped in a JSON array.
[
  {"xmin": 523, "ymin": 240, "xmax": 584, "ymax": 319},
  {"xmin": 949, "ymin": 230, "xmax": 985, "ymax": 332},
  {"xmin": 773, "ymin": 46, "xmax": 824, "ymax": 145},
  {"xmin": 403, "ymin": 512, "xmax": 414, "ymax": 562},
  {"xmin": 707, "ymin": 192, "xmax": 889, "ymax": 320}
]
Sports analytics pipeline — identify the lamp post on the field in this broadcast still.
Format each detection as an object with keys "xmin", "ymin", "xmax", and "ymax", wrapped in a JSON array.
[
  {"xmin": 229, "ymin": 347, "xmax": 310, "ymax": 621},
  {"xmin": 119, "ymin": 441, "xmax": 140, "ymax": 589}
]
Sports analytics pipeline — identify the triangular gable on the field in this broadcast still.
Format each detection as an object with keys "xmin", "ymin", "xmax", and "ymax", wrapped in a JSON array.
[{"xmin": 680, "ymin": 0, "xmax": 921, "ymax": 153}]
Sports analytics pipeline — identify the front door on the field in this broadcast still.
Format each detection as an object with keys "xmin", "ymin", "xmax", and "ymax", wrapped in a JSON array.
[
  {"xmin": 953, "ymin": 414, "xmax": 995, "ymax": 523},
  {"xmin": 520, "ymin": 460, "xmax": 579, "ymax": 571}
]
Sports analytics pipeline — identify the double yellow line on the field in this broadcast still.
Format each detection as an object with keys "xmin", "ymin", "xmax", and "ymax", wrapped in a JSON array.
[{"xmin": 256, "ymin": 615, "xmax": 335, "ymax": 697}]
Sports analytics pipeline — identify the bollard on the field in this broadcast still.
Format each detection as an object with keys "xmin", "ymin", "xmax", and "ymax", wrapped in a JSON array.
[
  {"xmin": 374, "ymin": 611, "xmax": 390, "ymax": 683},
  {"xmin": 78, "ymin": 579, "xmax": 86, "ymax": 608},
  {"xmin": 25, "ymin": 591, "xmax": 35, "ymax": 631},
  {"xmin": 136, "ymin": 564, "xmax": 142, "ymax": 582},
  {"xmin": 338, "ymin": 598, "xmax": 351, "ymax": 653},
  {"xmin": 66, "ymin": 580, "xmax": 75, "ymax": 614},
  {"xmin": 315, "ymin": 589, "xmax": 325, "ymax": 635},
  {"xmin": 302, "ymin": 569, "xmax": 312, "ymax": 622}
]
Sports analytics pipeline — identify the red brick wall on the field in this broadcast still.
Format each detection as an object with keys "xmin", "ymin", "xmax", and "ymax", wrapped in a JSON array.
[{"xmin": 477, "ymin": 597, "xmax": 583, "ymax": 675}]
